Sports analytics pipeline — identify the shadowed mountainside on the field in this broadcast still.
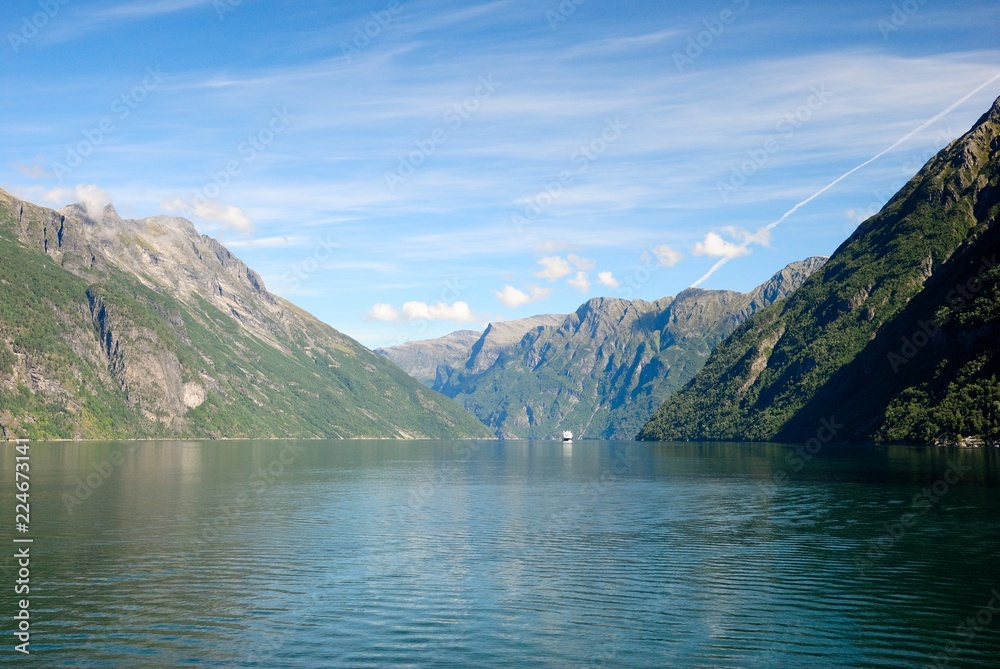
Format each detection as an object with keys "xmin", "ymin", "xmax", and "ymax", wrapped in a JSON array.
[{"xmin": 639, "ymin": 96, "xmax": 1000, "ymax": 445}]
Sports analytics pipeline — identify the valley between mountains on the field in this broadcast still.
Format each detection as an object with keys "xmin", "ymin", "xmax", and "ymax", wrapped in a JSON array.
[{"xmin": 4, "ymin": 97, "xmax": 999, "ymax": 445}]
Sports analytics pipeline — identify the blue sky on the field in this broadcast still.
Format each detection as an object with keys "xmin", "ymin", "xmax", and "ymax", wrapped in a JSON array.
[{"xmin": 1, "ymin": 0, "xmax": 998, "ymax": 348}]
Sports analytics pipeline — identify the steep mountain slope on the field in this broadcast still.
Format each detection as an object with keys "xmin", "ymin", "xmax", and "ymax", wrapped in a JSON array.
[
  {"xmin": 433, "ymin": 258, "xmax": 824, "ymax": 439},
  {"xmin": 639, "ymin": 96, "xmax": 1000, "ymax": 445},
  {"xmin": 376, "ymin": 330, "xmax": 483, "ymax": 386},
  {"xmin": 0, "ymin": 190, "xmax": 493, "ymax": 440}
]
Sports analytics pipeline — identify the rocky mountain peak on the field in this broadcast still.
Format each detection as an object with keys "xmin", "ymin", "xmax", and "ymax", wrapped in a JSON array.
[
  {"xmin": 0, "ymin": 188, "xmax": 494, "ymax": 440},
  {"xmin": 464, "ymin": 314, "xmax": 566, "ymax": 373},
  {"xmin": 843, "ymin": 98, "xmax": 999, "ymax": 246},
  {"xmin": 58, "ymin": 201, "xmax": 125, "ymax": 228},
  {"xmin": 638, "ymin": 96, "xmax": 1000, "ymax": 444},
  {"xmin": 12, "ymin": 192, "xmax": 283, "ymax": 346},
  {"xmin": 421, "ymin": 256, "xmax": 824, "ymax": 440},
  {"xmin": 983, "ymin": 94, "xmax": 1000, "ymax": 122},
  {"xmin": 571, "ymin": 296, "xmax": 642, "ymax": 326},
  {"xmin": 752, "ymin": 256, "xmax": 829, "ymax": 305},
  {"xmin": 376, "ymin": 329, "xmax": 483, "ymax": 385}
]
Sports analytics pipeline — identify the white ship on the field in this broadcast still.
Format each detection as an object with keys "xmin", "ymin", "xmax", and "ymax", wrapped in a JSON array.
[{"xmin": 561, "ymin": 430, "xmax": 573, "ymax": 443}]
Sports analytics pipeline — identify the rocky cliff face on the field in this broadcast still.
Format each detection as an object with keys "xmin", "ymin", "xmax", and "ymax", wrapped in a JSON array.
[
  {"xmin": 0, "ymin": 190, "xmax": 493, "ymax": 440},
  {"xmin": 409, "ymin": 258, "xmax": 825, "ymax": 439},
  {"xmin": 463, "ymin": 314, "xmax": 566, "ymax": 374},
  {"xmin": 639, "ymin": 96, "xmax": 1000, "ymax": 444},
  {"xmin": 376, "ymin": 330, "xmax": 483, "ymax": 385},
  {"xmin": 377, "ymin": 315, "xmax": 567, "ymax": 387}
]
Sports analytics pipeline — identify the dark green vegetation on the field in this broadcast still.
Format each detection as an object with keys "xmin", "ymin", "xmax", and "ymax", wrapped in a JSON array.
[
  {"xmin": 418, "ymin": 259, "xmax": 823, "ymax": 439},
  {"xmin": 0, "ymin": 191, "xmax": 493, "ymax": 440},
  {"xmin": 639, "ymin": 96, "xmax": 1000, "ymax": 445}
]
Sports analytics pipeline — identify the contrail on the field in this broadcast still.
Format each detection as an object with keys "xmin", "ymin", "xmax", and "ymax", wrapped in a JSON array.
[{"xmin": 690, "ymin": 72, "xmax": 1000, "ymax": 288}]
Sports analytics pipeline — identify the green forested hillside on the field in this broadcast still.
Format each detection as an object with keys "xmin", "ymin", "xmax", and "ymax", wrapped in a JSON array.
[
  {"xmin": 0, "ymin": 191, "xmax": 492, "ymax": 440},
  {"xmin": 638, "ymin": 96, "xmax": 1000, "ymax": 445}
]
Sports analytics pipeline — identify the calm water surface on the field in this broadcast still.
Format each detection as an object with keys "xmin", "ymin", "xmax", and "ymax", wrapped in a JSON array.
[{"xmin": 2, "ymin": 440, "xmax": 1000, "ymax": 668}]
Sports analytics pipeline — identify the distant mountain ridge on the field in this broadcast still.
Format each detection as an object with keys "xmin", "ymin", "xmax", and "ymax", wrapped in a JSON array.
[
  {"xmin": 462, "ymin": 314, "xmax": 566, "ymax": 374},
  {"xmin": 376, "ymin": 314, "xmax": 565, "ymax": 386},
  {"xmin": 376, "ymin": 330, "xmax": 483, "ymax": 386},
  {"xmin": 382, "ymin": 258, "xmax": 825, "ymax": 439},
  {"xmin": 0, "ymin": 189, "xmax": 493, "ymax": 440},
  {"xmin": 639, "ymin": 95, "xmax": 1000, "ymax": 445}
]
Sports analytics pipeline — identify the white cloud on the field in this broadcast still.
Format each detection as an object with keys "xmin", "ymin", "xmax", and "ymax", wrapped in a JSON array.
[
  {"xmin": 401, "ymin": 301, "xmax": 476, "ymax": 322},
  {"xmin": 721, "ymin": 225, "xmax": 772, "ymax": 247},
  {"xmin": 162, "ymin": 197, "xmax": 254, "ymax": 233},
  {"xmin": 597, "ymin": 271, "xmax": 619, "ymax": 288},
  {"xmin": 692, "ymin": 232, "xmax": 752, "ymax": 259},
  {"xmin": 369, "ymin": 303, "xmax": 400, "ymax": 321},
  {"xmin": 651, "ymin": 244, "xmax": 683, "ymax": 267},
  {"xmin": 495, "ymin": 285, "xmax": 530, "ymax": 307},
  {"xmin": 534, "ymin": 256, "xmax": 573, "ymax": 281},
  {"xmin": 44, "ymin": 184, "xmax": 113, "ymax": 220},
  {"xmin": 368, "ymin": 301, "xmax": 477, "ymax": 322},
  {"xmin": 568, "ymin": 271, "xmax": 590, "ymax": 292},
  {"xmin": 493, "ymin": 284, "xmax": 551, "ymax": 308},
  {"xmin": 567, "ymin": 253, "xmax": 595, "ymax": 270},
  {"xmin": 692, "ymin": 226, "xmax": 772, "ymax": 261}
]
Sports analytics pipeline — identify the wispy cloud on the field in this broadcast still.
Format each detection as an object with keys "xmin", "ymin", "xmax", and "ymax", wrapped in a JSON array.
[
  {"xmin": 162, "ymin": 197, "xmax": 253, "ymax": 233},
  {"xmin": 691, "ymin": 67, "xmax": 1000, "ymax": 287},
  {"xmin": 5, "ymin": 0, "xmax": 998, "ymax": 347},
  {"xmin": 44, "ymin": 184, "xmax": 112, "ymax": 219},
  {"xmin": 43, "ymin": 0, "xmax": 215, "ymax": 42},
  {"xmin": 561, "ymin": 28, "xmax": 683, "ymax": 59},
  {"xmin": 223, "ymin": 235, "xmax": 310, "ymax": 249}
]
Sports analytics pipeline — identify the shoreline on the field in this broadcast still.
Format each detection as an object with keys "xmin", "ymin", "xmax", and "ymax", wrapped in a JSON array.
[{"xmin": 6, "ymin": 436, "xmax": 997, "ymax": 447}]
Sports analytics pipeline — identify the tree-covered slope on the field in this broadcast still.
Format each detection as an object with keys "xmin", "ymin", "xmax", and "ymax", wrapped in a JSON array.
[
  {"xmin": 639, "ymin": 96, "xmax": 1000, "ymax": 445},
  {"xmin": 0, "ymin": 190, "xmax": 492, "ymax": 440}
]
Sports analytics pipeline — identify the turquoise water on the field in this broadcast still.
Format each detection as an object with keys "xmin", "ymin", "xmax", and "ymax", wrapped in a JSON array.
[{"xmin": 2, "ymin": 440, "xmax": 999, "ymax": 667}]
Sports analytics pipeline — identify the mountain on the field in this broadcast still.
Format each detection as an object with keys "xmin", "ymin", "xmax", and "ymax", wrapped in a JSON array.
[
  {"xmin": 376, "ymin": 314, "xmax": 565, "ymax": 387},
  {"xmin": 461, "ymin": 314, "xmax": 567, "ymax": 374},
  {"xmin": 376, "ymin": 330, "xmax": 482, "ymax": 386},
  {"xmin": 424, "ymin": 258, "xmax": 824, "ymax": 439},
  {"xmin": 638, "ymin": 96, "xmax": 1000, "ymax": 445},
  {"xmin": 0, "ymin": 189, "xmax": 493, "ymax": 440}
]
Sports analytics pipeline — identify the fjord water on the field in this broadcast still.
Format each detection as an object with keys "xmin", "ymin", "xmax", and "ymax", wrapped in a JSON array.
[{"xmin": 3, "ymin": 441, "xmax": 1000, "ymax": 668}]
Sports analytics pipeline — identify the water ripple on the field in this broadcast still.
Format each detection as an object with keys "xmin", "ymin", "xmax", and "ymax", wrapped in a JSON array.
[{"xmin": 5, "ymin": 440, "xmax": 1000, "ymax": 667}]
